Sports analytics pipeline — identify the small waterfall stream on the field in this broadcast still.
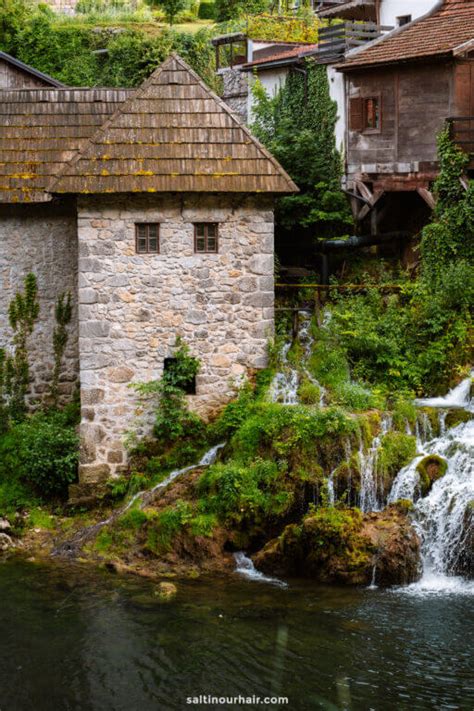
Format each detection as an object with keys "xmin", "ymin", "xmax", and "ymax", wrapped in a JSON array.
[
  {"xmin": 268, "ymin": 310, "xmax": 325, "ymax": 406},
  {"xmin": 358, "ymin": 415, "xmax": 392, "ymax": 512},
  {"xmin": 54, "ymin": 443, "xmax": 226, "ymax": 557}
]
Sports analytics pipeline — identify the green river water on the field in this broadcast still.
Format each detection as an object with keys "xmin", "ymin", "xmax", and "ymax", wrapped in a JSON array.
[{"xmin": 0, "ymin": 559, "xmax": 473, "ymax": 711}]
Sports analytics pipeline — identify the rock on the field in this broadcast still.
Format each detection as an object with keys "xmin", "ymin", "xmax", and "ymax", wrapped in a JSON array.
[
  {"xmin": 155, "ymin": 582, "xmax": 177, "ymax": 601},
  {"xmin": 416, "ymin": 455, "xmax": 448, "ymax": 497},
  {"xmin": 453, "ymin": 501, "xmax": 473, "ymax": 579},
  {"xmin": 253, "ymin": 505, "xmax": 421, "ymax": 587},
  {"xmin": 0, "ymin": 533, "xmax": 14, "ymax": 551},
  {"xmin": 0, "ymin": 518, "xmax": 11, "ymax": 533}
]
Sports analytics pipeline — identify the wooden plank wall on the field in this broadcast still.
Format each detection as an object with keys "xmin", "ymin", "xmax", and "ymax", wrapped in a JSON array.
[
  {"xmin": 0, "ymin": 59, "xmax": 49, "ymax": 89},
  {"xmin": 347, "ymin": 63, "xmax": 453, "ymax": 169}
]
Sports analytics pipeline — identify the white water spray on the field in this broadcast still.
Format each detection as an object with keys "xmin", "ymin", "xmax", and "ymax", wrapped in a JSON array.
[
  {"xmin": 390, "ymin": 372, "xmax": 474, "ymax": 590},
  {"xmin": 233, "ymin": 552, "xmax": 288, "ymax": 588},
  {"xmin": 359, "ymin": 415, "xmax": 392, "ymax": 512}
]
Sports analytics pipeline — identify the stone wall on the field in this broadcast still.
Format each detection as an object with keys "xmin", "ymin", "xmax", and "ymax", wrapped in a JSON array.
[
  {"xmin": 77, "ymin": 194, "xmax": 274, "ymax": 483},
  {"xmin": 220, "ymin": 68, "xmax": 249, "ymax": 124},
  {"xmin": 0, "ymin": 200, "xmax": 79, "ymax": 405}
]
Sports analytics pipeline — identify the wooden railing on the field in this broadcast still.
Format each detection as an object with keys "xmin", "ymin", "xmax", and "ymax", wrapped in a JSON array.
[
  {"xmin": 311, "ymin": 21, "xmax": 393, "ymax": 61},
  {"xmin": 447, "ymin": 117, "xmax": 474, "ymax": 166}
]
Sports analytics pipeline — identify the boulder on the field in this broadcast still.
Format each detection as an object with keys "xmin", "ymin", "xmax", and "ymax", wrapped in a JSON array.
[
  {"xmin": 155, "ymin": 582, "xmax": 177, "ymax": 601},
  {"xmin": 0, "ymin": 533, "xmax": 14, "ymax": 552},
  {"xmin": 416, "ymin": 455, "xmax": 448, "ymax": 497},
  {"xmin": 253, "ymin": 505, "xmax": 420, "ymax": 587},
  {"xmin": 0, "ymin": 518, "xmax": 11, "ymax": 533}
]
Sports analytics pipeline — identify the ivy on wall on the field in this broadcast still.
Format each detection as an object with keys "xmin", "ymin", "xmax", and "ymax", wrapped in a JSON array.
[{"xmin": 251, "ymin": 59, "xmax": 352, "ymax": 244}]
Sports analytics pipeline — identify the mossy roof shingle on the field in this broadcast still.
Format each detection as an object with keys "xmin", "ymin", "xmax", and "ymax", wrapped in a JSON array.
[{"xmin": 50, "ymin": 55, "xmax": 297, "ymax": 196}]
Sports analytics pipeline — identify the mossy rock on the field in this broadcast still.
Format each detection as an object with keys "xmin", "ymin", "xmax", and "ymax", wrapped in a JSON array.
[
  {"xmin": 445, "ymin": 408, "xmax": 472, "ymax": 430},
  {"xmin": 416, "ymin": 455, "xmax": 448, "ymax": 497},
  {"xmin": 155, "ymin": 582, "xmax": 177, "ymax": 601},
  {"xmin": 298, "ymin": 381, "xmax": 321, "ymax": 405},
  {"xmin": 378, "ymin": 432, "xmax": 417, "ymax": 496}
]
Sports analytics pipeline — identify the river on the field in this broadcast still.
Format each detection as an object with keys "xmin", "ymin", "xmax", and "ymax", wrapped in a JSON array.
[{"xmin": 1, "ymin": 559, "xmax": 472, "ymax": 711}]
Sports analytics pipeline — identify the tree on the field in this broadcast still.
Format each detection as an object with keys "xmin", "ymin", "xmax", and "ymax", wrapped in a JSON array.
[
  {"xmin": 0, "ymin": 0, "xmax": 33, "ymax": 54},
  {"xmin": 51, "ymin": 292, "xmax": 73, "ymax": 408},
  {"xmin": 251, "ymin": 60, "xmax": 352, "ymax": 245},
  {"xmin": 157, "ymin": 0, "xmax": 187, "ymax": 25}
]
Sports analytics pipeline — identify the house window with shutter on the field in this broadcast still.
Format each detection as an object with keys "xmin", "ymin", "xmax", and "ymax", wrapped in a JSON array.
[
  {"xmin": 194, "ymin": 223, "xmax": 218, "ymax": 253},
  {"xmin": 350, "ymin": 95, "xmax": 382, "ymax": 133},
  {"xmin": 135, "ymin": 223, "xmax": 160, "ymax": 253}
]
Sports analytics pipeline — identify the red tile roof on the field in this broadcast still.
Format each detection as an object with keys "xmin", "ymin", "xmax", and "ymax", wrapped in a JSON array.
[
  {"xmin": 243, "ymin": 44, "xmax": 318, "ymax": 69},
  {"xmin": 340, "ymin": 0, "xmax": 474, "ymax": 70}
]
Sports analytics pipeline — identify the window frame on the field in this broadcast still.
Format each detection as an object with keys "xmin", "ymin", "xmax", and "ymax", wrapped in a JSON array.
[
  {"xmin": 135, "ymin": 223, "xmax": 160, "ymax": 254},
  {"xmin": 397, "ymin": 15, "xmax": 412, "ymax": 27},
  {"xmin": 362, "ymin": 95, "xmax": 382, "ymax": 134},
  {"xmin": 194, "ymin": 223, "xmax": 219, "ymax": 254}
]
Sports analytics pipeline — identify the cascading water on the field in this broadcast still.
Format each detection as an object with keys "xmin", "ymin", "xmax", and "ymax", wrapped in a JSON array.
[
  {"xmin": 233, "ymin": 552, "xmax": 288, "ymax": 588},
  {"xmin": 268, "ymin": 341, "xmax": 299, "ymax": 405},
  {"xmin": 53, "ymin": 443, "xmax": 226, "ymax": 557},
  {"xmin": 269, "ymin": 310, "xmax": 325, "ymax": 406},
  {"xmin": 389, "ymin": 372, "xmax": 474, "ymax": 590},
  {"xmin": 358, "ymin": 415, "xmax": 392, "ymax": 512}
]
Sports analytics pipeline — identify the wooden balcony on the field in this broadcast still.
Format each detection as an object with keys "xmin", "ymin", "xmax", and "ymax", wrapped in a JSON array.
[
  {"xmin": 312, "ymin": 21, "xmax": 393, "ymax": 62},
  {"xmin": 316, "ymin": 0, "xmax": 377, "ymax": 22},
  {"xmin": 448, "ymin": 117, "xmax": 474, "ymax": 169}
]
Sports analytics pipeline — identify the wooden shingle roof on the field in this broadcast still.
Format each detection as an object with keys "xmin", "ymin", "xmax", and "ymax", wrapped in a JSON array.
[
  {"xmin": 0, "ymin": 88, "xmax": 133, "ymax": 203},
  {"xmin": 50, "ymin": 54, "xmax": 297, "ymax": 195},
  {"xmin": 340, "ymin": 0, "xmax": 474, "ymax": 71}
]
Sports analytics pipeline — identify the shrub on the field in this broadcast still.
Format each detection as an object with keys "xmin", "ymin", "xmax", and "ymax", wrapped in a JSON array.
[
  {"xmin": 0, "ymin": 411, "xmax": 79, "ymax": 500},
  {"xmin": 198, "ymin": 0, "xmax": 215, "ymax": 19}
]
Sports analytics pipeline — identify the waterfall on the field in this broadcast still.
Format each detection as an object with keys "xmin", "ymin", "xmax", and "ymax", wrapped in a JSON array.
[
  {"xmin": 53, "ymin": 443, "xmax": 226, "ymax": 557},
  {"xmin": 389, "ymin": 372, "xmax": 474, "ymax": 589},
  {"xmin": 268, "ymin": 341, "xmax": 299, "ymax": 405},
  {"xmin": 233, "ymin": 552, "xmax": 288, "ymax": 588},
  {"xmin": 359, "ymin": 415, "xmax": 392, "ymax": 512},
  {"xmin": 269, "ymin": 310, "xmax": 326, "ymax": 406}
]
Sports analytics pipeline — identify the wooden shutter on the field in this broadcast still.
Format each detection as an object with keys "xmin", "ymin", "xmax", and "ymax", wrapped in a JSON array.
[{"xmin": 349, "ymin": 97, "xmax": 364, "ymax": 131}]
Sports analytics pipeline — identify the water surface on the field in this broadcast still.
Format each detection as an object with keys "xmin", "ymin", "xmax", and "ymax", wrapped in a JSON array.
[{"xmin": 0, "ymin": 559, "xmax": 472, "ymax": 710}]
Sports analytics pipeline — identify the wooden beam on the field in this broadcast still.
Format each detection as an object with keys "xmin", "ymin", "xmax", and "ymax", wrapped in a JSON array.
[
  {"xmin": 417, "ymin": 187, "xmax": 436, "ymax": 210},
  {"xmin": 355, "ymin": 179, "xmax": 373, "ymax": 203},
  {"xmin": 357, "ymin": 188, "xmax": 384, "ymax": 221}
]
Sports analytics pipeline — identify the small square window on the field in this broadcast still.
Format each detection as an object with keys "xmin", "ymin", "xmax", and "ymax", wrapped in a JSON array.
[
  {"xmin": 194, "ymin": 224, "xmax": 219, "ymax": 253},
  {"xmin": 164, "ymin": 358, "xmax": 196, "ymax": 395},
  {"xmin": 135, "ymin": 223, "xmax": 160, "ymax": 253},
  {"xmin": 397, "ymin": 15, "xmax": 412, "ymax": 26}
]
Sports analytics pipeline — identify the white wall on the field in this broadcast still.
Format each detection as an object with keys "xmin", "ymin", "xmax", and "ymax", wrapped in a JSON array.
[
  {"xmin": 380, "ymin": 0, "xmax": 440, "ymax": 27},
  {"xmin": 247, "ymin": 67, "xmax": 290, "ymax": 125},
  {"xmin": 328, "ymin": 66, "xmax": 346, "ymax": 154}
]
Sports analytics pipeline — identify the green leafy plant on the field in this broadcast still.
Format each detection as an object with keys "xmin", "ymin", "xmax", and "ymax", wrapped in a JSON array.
[
  {"xmin": 2, "ymin": 273, "xmax": 40, "ymax": 422},
  {"xmin": 51, "ymin": 291, "xmax": 73, "ymax": 408},
  {"xmin": 134, "ymin": 337, "xmax": 205, "ymax": 448},
  {"xmin": 0, "ymin": 410, "xmax": 79, "ymax": 500}
]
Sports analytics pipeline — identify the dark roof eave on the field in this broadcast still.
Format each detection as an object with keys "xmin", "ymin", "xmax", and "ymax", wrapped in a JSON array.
[
  {"xmin": 336, "ymin": 50, "xmax": 454, "ymax": 72},
  {"xmin": 0, "ymin": 51, "xmax": 65, "ymax": 87},
  {"xmin": 242, "ymin": 57, "xmax": 303, "ymax": 72}
]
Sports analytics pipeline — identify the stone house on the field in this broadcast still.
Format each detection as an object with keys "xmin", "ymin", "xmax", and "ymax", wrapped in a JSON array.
[{"xmin": 0, "ymin": 53, "xmax": 297, "ymax": 486}]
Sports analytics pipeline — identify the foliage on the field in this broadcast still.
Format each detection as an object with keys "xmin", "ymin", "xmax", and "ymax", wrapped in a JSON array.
[
  {"xmin": 215, "ymin": 0, "xmax": 269, "ymax": 21},
  {"xmin": 197, "ymin": 457, "xmax": 292, "ymax": 528},
  {"xmin": 0, "ymin": 0, "xmax": 33, "ymax": 54},
  {"xmin": 251, "ymin": 62, "xmax": 352, "ymax": 244},
  {"xmin": 326, "ymin": 271, "xmax": 472, "ymax": 395},
  {"xmin": 246, "ymin": 12, "xmax": 320, "ymax": 42},
  {"xmin": 378, "ymin": 433, "xmax": 417, "ymax": 489},
  {"xmin": 421, "ymin": 129, "xmax": 474, "ymax": 287},
  {"xmin": 155, "ymin": 0, "xmax": 187, "ymax": 25},
  {"xmin": 0, "ymin": 273, "xmax": 40, "ymax": 423},
  {"xmin": 1, "ymin": 4, "xmax": 219, "ymax": 91},
  {"xmin": 0, "ymin": 409, "xmax": 79, "ymax": 501},
  {"xmin": 134, "ymin": 338, "xmax": 205, "ymax": 449},
  {"xmin": 198, "ymin": 0, "xmax": 216, "ymax": 19},
  {"xmin": 51, "ymin": 292, "xmax": 73, "ymax": 408}
]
